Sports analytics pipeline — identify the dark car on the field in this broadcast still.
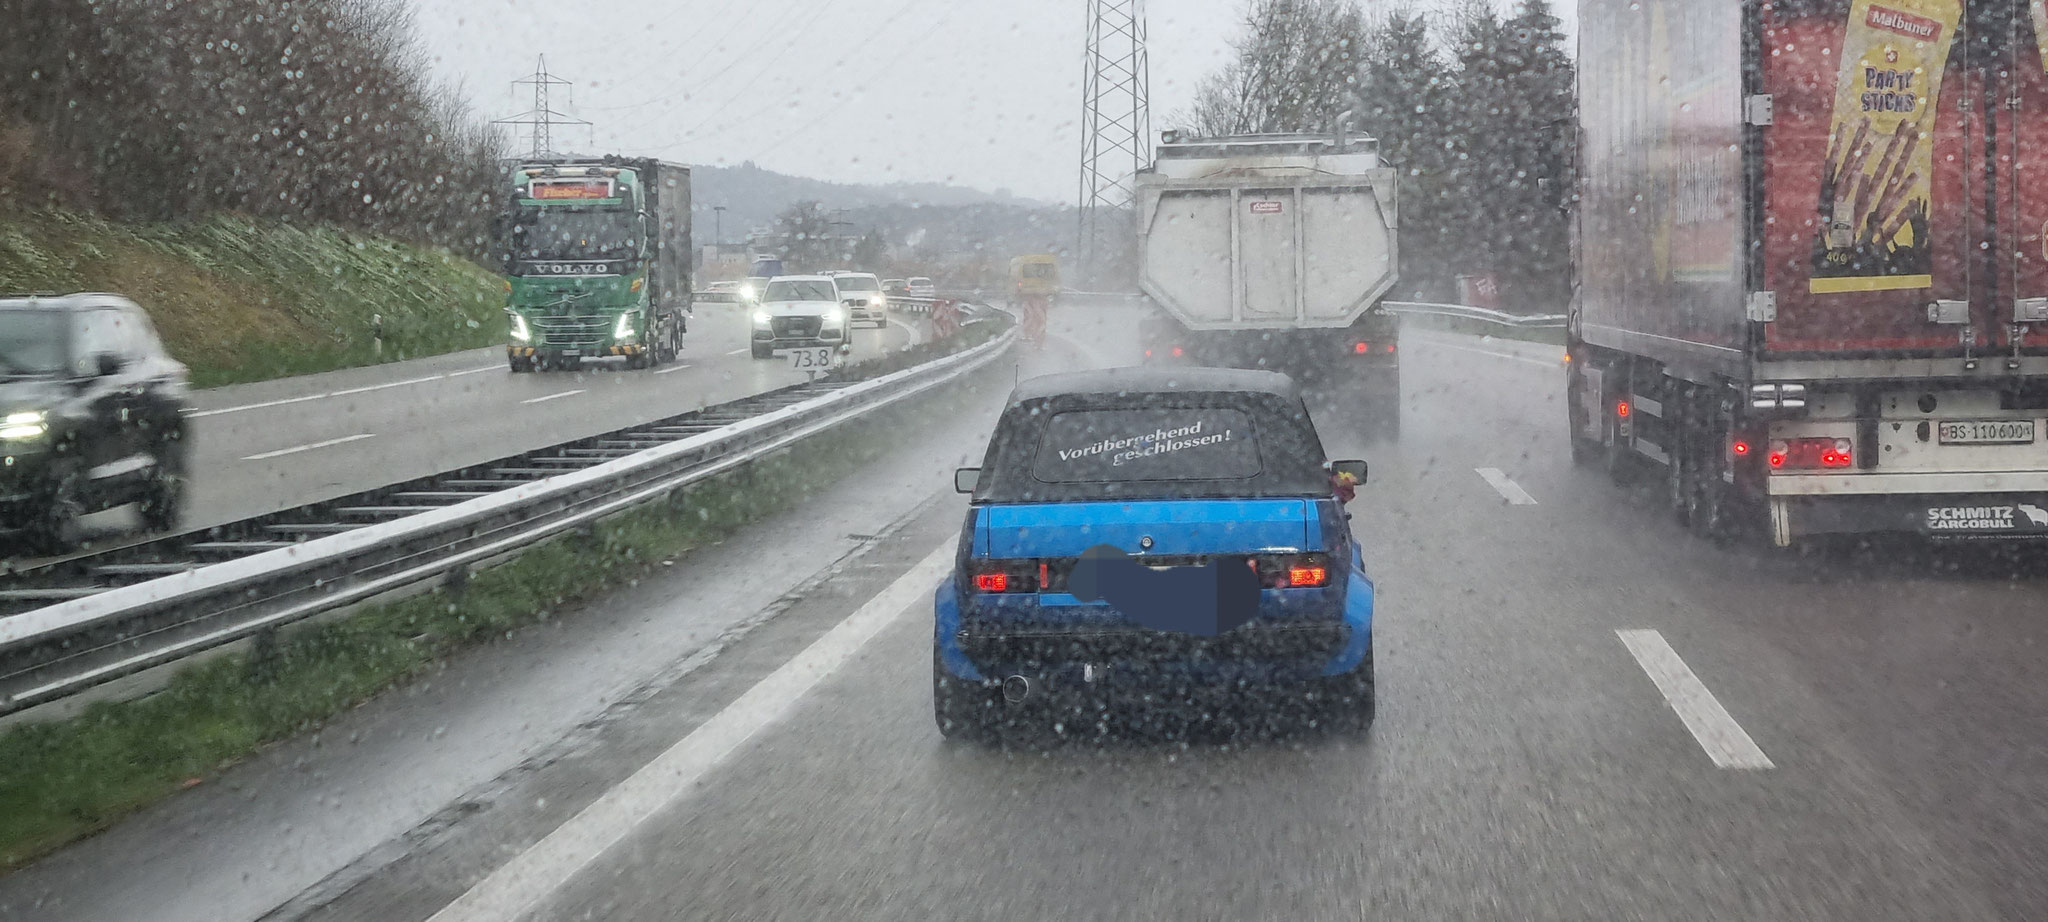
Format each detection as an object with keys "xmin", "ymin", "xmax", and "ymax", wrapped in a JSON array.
[
  {"xmin": 0, "ymin": 294, "xmax": 191, "ymax": 550},
  {"xmin": 934, "ymin": 367, "xmax": 1374, "ymax": 740}
]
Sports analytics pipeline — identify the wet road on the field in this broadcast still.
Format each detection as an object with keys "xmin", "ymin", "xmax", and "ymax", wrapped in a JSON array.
[
  {"xmin": 6, "ymin": 303, "xmax": 2047, "ymax": 921},
  {"xmin": 37, "ymin": 305, "xmax": 919, "ymax": 558}
]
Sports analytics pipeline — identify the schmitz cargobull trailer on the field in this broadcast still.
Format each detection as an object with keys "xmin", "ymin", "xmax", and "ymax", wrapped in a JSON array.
[{"xmin": 1570, "ymin": 0, "xmax": 2048, "ymax": 546}]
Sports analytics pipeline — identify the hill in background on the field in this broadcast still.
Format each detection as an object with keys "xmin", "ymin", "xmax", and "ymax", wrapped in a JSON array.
[{"xmin": 687, "ymin": 161, "xmax": 1055, "ymax": 244}]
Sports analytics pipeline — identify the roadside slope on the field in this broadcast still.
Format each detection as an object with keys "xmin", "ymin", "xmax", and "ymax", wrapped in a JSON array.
[{"xmin": 0, "ymin": 207, "xmax": 502, "ymax": 387}]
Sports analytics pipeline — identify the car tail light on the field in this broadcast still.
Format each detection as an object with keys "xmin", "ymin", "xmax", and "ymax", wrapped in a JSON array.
[
  {"xmin": 968, "ymin": 560, "xmax": 1037, "ymax": 593},
  {"xmin": 1252, "ymin": 553, "xmax": 1333, "ymax": 589},
  {"xmin": 1287, "ymin": 566, "xmax": 1329, "ymax": 587},
  {"xmin": 1769, "ymin": 437, "xmax": 1852, "ymax": 470}
]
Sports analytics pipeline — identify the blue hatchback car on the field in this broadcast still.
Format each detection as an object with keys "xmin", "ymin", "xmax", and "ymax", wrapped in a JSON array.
[{"xmin": 933, "ymin": 367, "xmax": 1374, "ymax": 739}]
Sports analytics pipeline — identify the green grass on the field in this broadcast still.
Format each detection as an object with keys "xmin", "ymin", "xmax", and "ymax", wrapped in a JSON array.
[
  {"xmin": 0, "ymin": 353, "xmax": 1002, "ymax": 869},
  {"xmin": 0, "ymin": 207, "xmax": 504, "ymax": 387}
]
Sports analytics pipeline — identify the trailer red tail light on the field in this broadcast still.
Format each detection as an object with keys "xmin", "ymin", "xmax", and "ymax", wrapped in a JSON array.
[
  {"xmin": 1768, "ymin": 438, "xmax": 1852, "ymax": 470},
  {"xmin": 1171, "ymin": 346, "xmax": 1185, "ymax": 358},
  {"xmin": 1616, "ymin": 400, "xmax": 1631, "ymax": 418},
  {"xmin": 1354, "ymin": 341, "xmax": 1370, "ymax": 354},
  {"xmin": 1732, "ymin": 440, "xmax": 1751, "ymax": 457},
  {"xmin": 1385, "ymin": 343, "xmax": 1397, "ymax": 354}
]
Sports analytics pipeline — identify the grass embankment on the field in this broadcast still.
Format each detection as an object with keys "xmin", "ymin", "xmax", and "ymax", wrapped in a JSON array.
[
  {"xmin": 0, "ymin": 207, "xmax": 503, "ymax": 387},
  {"xmin": 0, "ymin": 330, "xmax": 1006, "ymax": 870}
]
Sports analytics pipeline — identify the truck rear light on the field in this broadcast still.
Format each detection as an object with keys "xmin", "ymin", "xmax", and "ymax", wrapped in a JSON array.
[
  {"xmin": 1385, "ymin": 343, "xmax": 1396, "ymax": 354},
  {"xmin": 1616, "ymin": 400, "xmax": 1631, "ymax": 418},
  {"xmin": 1769, "ymin": 437, "xmax": 1852, "ymax": 470},
  {"xmin": 1171, "ymin": 346, "xmax": 1185, "ymax": 358},
  {"xmin": 1732, "ymin": 440, "xmax": 1751, "ymax": 457},
  {"xmin": 1354, "ymin": 341, "xmax": 1370, "ymax": 354}
]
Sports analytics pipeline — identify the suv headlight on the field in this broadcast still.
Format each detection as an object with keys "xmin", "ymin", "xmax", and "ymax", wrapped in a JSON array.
[
  {"xmin": 509, "ymin": 312, "xmax": 531, "ymax": 342},
  {"xmin": 870, "ymin": 295, "xmax": 885, "ymax": 306},
  {"xmin": 614, "ymin": 310, "xmax": 639, "ymax": 341},
  {"xmin": 1, "ymin": 411, "xmax": 48, "ymax": 440},
  {"xmin": 823, "ymin": 308, "xmax": 845, "ymax": 325}
]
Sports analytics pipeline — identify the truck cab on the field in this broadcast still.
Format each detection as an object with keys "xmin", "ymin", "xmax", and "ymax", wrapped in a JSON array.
[{"xmin": 498, "ymin": 160, "xmax": 690, "ymax": 372}]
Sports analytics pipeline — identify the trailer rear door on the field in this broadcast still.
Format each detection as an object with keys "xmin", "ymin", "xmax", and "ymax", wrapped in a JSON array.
[{"xmin": 1760, "ymin": 0, "xmax": 1980, "ymax": 356}]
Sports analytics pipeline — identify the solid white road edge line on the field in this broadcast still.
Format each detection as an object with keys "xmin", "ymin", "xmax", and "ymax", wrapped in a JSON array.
[
  {"xmin": 1475, "ymin": 468, "xmax": 1539, "ymax": 505},
  {"xmin": 426, "ymin": 540, "xmax": 956, "ymax": 922},
  {"xmin": 725, "ymin": 347, "xmax": 750, "ymax": 355},
  {"xmin": 519, "ymin": 389, "xmax": 586, "ymax": 405},
  {"xmin": 240, "ymin": 433, "xmax": 376, "ymax": 462},
  {"xmin": 1615, "ymin": 629, "xmax": 1775, "ymax": 770},
  {"xmin": 886, "ymin": 315, "xmax": 925, "ymax": 347}
]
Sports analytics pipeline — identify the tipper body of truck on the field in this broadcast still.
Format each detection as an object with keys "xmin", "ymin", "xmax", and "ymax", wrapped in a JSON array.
[
  {"xmin": 1573, "ymin": 0, "xmax": 2048, "ymax": 545},
  {"xmin": 495, "ymin": 157, "xmax": 691, "ymax": 372},
  {"xmin": 1134, "ymin": 132, "xmax": 1402, "ymax": 420}
]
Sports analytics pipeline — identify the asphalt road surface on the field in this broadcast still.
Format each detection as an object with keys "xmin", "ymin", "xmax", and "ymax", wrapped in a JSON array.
[
  {"xmin": 5, "ymin": 304, "xmax": 2047, "ymax": 921},
  {"xmin": 29, "ymin": 304, "xmax": 919, "ymax": 561}
]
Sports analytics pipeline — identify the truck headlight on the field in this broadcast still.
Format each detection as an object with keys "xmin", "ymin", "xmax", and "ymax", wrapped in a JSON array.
[
  {"xmin": 509, "ymin": 312, "xmax": 531, "ymax": 342},
  {"xmin": 614, "ymin": 310, "xmax": 639, "ymax": 341},
  {"xmin": 752, "ymin": 310, "xmax": 771, "ymax": 326},
  {"xmin": 1, "ymin": 411, "xmax": 48, "ymax": 440},
  {"xmin": 823, "ymin": 308, "xmax": 845, "ymax": 325}
]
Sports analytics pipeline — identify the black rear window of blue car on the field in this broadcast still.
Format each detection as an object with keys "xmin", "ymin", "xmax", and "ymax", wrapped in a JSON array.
[
  {"xmin": 1031, "ymin": 408, "xmax": 1261, "ymax": 483},
  {"xmin": 973, "ymin": 391, "xmax": 1329, "ymax": 502}
]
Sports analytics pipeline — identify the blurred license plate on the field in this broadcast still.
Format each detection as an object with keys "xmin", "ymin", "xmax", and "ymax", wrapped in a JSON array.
[
  {"xmin": 559, "ymin": 349, "xmax": 581, "ymax": 357},
  {"xmin": 1938, "ymin": 420, "xmax": 2035, "ymax": 445},
  {"xmin": 789, "ymin": 347, "xmax": 833, "ymax": 370}
]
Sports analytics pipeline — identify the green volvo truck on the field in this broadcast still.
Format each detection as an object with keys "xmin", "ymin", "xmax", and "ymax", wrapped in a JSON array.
[{"xmin": 495, "ymin": 158, "xmax": 691, "ymax": 371}]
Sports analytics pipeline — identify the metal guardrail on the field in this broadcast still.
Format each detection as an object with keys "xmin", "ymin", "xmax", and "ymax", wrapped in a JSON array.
[
  {"xmin": 1382, "ymin": 301, "xmax": 1566, "ymax": 329},
  {"xmin": 0, "ymin": 328, "xmax": 1015, "ymax": 715}
]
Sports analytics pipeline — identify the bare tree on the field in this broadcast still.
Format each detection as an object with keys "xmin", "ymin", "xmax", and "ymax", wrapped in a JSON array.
[{"xmin": 1179, "ymin": 0, "xmax": 1369, "ymax": 137}]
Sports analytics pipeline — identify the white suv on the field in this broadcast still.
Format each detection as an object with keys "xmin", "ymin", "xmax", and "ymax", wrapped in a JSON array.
[
  {"xmin": 750, "ymin": 275, "xmax": 849, "ymax": 359},
  {"xmin": 831, "ymin": 272, "xmax": 889, "ymax": 329}
]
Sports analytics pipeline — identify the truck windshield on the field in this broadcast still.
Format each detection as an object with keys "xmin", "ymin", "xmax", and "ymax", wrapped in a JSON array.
[
  {"xmin": 765, "ymin": 280, "xmax": 837, "ymax": 301},
  {"xmin": 507, "ymin": 207, "xmax": 641, "ymax": 262},
  {"xmin": 0, "ymin": 310, "xmax": 69, "ymax": 377}
]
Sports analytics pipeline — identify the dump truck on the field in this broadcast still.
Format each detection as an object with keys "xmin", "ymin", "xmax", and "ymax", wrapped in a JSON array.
[
  {"xmin": 1570, "ymin": 0, "xmax": 2048, "ymax": 546},
  {"xmin": 1133, "ymin": 131, "xmax": 1402, "ymax": 423},
  {"xmin": 495, "ymin": 157, "xmax": 691, "ymax": 372}
]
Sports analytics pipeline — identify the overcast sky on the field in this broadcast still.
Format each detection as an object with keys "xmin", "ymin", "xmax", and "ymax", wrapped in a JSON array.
[{"xmin": 412, "ymin": 0, "xmax": 1565, "ymax": 203}]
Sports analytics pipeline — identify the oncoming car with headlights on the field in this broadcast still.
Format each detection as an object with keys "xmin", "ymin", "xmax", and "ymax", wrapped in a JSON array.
[
  {"xmin": 934, "ymin": 367, "xmax": 1374, "ymax": 740},
  {"xmin": 830, "ymin": 272, "xmax": 890, "ymax": 329},
  {"xmin": 750, "ymin": 276, "xmax": 850, "ymax": 359},
  {"xmin": 0, "ymin": 294, "xmax": 190, "ymax": 550}
]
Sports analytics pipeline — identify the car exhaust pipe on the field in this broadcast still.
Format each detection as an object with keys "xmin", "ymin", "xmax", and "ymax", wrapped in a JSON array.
[{"xmin": 1001, "ymin": 675, "xmax": 1032, "ymax": 704}]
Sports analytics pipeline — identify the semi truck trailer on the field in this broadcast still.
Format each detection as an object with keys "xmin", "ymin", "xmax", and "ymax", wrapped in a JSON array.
[
  {"xmin": 1133, "ymin": 132, "xmax": 1403, "ymax": 424},
  {"xmin": 495, "ymin": 157, "xmax": 691, "ymax": 372},
  {"xmin": 1571, "ymin": 0, "xmax": 2048, "ymax": 546}
]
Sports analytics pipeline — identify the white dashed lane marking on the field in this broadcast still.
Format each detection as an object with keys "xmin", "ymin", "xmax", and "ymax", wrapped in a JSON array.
[
  {"xmin": 241, "ymin": 433, "xmax": 377, "ymax": 462},
  {"xmin": 520, "ymin": 389, "xmax": 586, "ymax": 405},
  {"xmin": 1476, "ymin": 467, "xmax": 1539, "ymax": 505},
  {"xmin": 1616, "ymin": 629, "xmax": 1775, "ymax": 770}
]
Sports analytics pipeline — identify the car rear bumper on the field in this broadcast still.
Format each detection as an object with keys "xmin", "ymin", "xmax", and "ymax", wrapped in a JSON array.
[
  {"xmin": 933, "ymin": 570, "xmax": 1374, "ymax": 685},
  {"xmin": 1773, "ymin": 490, "xmax": 2048, "ymax": 541}
]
